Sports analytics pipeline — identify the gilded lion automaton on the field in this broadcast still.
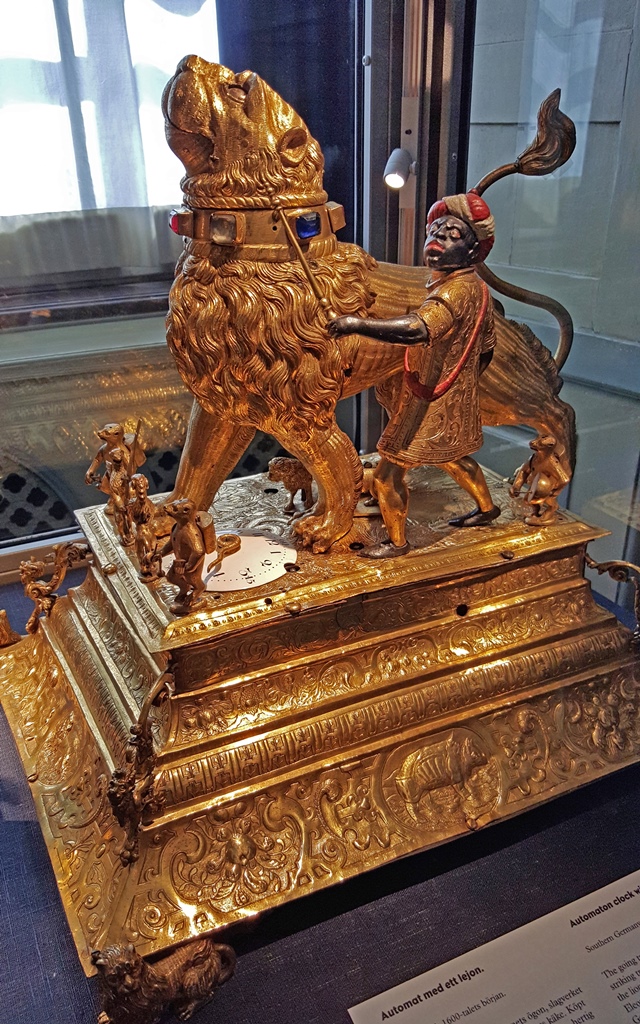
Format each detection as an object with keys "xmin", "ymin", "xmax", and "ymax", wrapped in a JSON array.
[
  {"xmin": 1, "ymin": 55, "xmax": 639, "ymax": 1024},
  {"xmin": 161, "ymin": 56, "xmax": 574, "ymax": 553}
]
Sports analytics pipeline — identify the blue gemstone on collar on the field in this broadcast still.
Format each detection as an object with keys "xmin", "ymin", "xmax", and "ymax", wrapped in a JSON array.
[{"xmin": 296, "ymin": 213, "xmax": 321, "ymax": 239}]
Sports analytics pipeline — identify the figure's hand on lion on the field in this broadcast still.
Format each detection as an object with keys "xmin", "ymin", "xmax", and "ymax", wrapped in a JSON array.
[{"xmin": 327, "ymin": 315, "xmax": 366, "ymax": 337}]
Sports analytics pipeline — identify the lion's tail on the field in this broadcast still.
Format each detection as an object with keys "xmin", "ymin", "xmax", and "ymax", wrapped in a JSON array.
[
  {"xmin": 473, "ymin": 89, "xmax": 576, "ymax": 370},
  {"xmin": 477, "ymin": 262, "xmax": 573, "ymax": 370}
]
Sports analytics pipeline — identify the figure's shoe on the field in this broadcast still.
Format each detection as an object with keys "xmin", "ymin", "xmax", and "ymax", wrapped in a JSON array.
[
  {"xmin": 359, "ymin": 540, "xmax": 411, "ymax": 559},
  {"xmin": 448, "ymin": 505, "xmax": 501, "ymax": 528}
]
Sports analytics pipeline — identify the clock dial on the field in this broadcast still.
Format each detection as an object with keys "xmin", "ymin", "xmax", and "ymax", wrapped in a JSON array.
[{"xmin": 161, "ymin": 530, "xmax": 297, "ymax": 592}]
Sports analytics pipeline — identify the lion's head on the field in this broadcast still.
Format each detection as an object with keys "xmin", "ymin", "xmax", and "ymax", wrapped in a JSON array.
[
  {"xmin": 164, "ymin": 56, "xmax": 377, "ymax": 436},
  {"xmin": 163, "ymin": 55, "xmax": 326, "ymax": 209},
  {"xmin": 91, "ymin": 944, "xmax": 146, "ymax": 994}
]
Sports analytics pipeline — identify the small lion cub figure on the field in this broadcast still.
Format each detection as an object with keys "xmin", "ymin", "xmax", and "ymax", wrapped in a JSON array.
[
  {"xmin": 91, "ymin": 939, "xmax": 236, "ymax": 1024},
  {"xmin": 268, "ymin": 456, "xmax": 314, "ymax": 514}
]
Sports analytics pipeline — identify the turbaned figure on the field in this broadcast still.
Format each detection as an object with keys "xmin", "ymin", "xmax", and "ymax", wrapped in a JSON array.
[{"xmin": 330, "ymin": 190, "xmax": 501, "ymax": 557}]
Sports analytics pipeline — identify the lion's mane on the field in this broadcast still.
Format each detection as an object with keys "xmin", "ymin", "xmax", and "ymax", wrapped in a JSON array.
[
  {"xmin": 167, "ymin": 240, "xmax": 377, "ymax": 435},
  {"xmin": 182, "ymin": 143, "xmax": 327, "ymax": 209}
]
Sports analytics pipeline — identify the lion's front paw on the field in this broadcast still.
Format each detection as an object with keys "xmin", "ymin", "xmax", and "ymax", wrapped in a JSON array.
[{"xmin": 291, "ymin": 512, "xmax": 346, "ymax": 553}]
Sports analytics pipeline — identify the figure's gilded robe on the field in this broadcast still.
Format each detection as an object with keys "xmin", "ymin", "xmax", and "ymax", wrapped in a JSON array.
[{"xmin": 377, "ymin": 267, "xmax": 495, "ymax": 466}]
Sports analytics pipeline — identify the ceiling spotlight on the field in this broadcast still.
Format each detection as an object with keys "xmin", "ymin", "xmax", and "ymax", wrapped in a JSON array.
[{"xmin": 383, "ymin": 148, "xmax": 416, "ymax": 189}]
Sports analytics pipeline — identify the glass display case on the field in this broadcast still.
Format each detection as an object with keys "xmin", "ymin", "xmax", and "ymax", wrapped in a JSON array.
[{"xmin": 0, "ymin": 3, "xmax": 638, "ymax": 1024}]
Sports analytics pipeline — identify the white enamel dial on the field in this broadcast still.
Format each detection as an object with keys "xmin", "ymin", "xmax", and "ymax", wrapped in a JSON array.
[{"xmin": 161, "ymin": 530, "xmax": 297, "ymax": 592}]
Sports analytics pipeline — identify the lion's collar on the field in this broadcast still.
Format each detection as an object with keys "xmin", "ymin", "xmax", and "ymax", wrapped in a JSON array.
[{"xmin": 170, "ymin": 201, "xmax": 346, "ymax": 262}]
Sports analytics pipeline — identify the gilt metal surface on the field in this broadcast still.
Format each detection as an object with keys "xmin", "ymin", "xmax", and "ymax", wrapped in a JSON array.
[
  {"xmin": 160, "ymin": 57, "xmax": 575, "ymax": 550},
  {"xmin": 1, "ymin": 468, "xmax": 639, "ymax": 975},
  {"xmin": 0, "ymin": 61, "xmax": 635, "ymax": 1009}
]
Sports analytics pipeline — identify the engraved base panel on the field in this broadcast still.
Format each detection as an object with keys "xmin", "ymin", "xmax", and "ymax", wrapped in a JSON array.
[{"xmin": 1, "ymin": 467, "xmax": 638, "ymax": 973}]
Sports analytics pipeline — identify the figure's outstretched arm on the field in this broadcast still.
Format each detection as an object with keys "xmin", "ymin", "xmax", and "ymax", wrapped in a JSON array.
[{"xmin": 328, "ymin": 314, "xmax": 428, "ymax": 346}]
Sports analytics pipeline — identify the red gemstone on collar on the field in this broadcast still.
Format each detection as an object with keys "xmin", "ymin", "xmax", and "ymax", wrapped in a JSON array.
[{"xmin": 169, "ymin": 211, "xmax": 180, "ymax": 234}]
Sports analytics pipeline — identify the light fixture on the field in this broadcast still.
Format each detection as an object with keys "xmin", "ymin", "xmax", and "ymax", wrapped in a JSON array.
[{"xmin": 383, "ymin": 148, "xmax": 416, "ymax": 189}]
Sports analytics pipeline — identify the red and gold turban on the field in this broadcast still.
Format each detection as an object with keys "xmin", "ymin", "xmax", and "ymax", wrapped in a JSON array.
[{"xmin": 427, "ymin": 189, "xmax": 495, "ymax": 261}]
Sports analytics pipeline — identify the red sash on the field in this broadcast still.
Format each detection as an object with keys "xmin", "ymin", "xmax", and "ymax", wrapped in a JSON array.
[{"xmin": 404, "ymin": 280, "xmax": 489, "ymax": 402}]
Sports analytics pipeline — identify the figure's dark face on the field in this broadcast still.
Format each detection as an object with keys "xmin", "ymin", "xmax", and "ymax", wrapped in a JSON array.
[{"xmin": 423, "ymin": 215, "xmax": 479, "ymax": 270}]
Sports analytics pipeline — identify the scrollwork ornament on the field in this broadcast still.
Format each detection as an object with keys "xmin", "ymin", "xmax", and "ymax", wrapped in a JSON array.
[
  {"xmin": 564, "ymin": 674, "xmax": 640, "ymax": 764},
  {"xmin": 586, "ymin": 554, "xmax": 640, "ymax": 651},
  {"xmin": 20, "ymin": 541, "xmax": 90, "ymax": 634},
  {"xmin": 170, "ymin": 794, "xmax": 305, "ymax": 913},
  {"xmin": 318, "ymin": 773, "xmax": 391, "ymax": 852},
  {"xmin": 497, "ymin": 706, "xmax": 549, "ymax": 798},
  {"xmin": 108, "ymin": 673, "xmax": 174, "ymax": 866}
]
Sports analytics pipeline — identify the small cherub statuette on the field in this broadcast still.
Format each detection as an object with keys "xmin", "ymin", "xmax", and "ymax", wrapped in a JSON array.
[
  {"xmin": 130, "ymin": 474, "xmax": 162, "ymax": 580},
  {"xmin": 85, "ymin": 421, "xmax": 145, "ymax": 514},
  {"xmin": 161, "ymin": 498, "xmax": 216, "ymax": 614},
  {"xmin": 511, "ymin": 435, "xmax": 571, "ymax": 525},
  {"xmin": 267, "ymin": 457, "xmax": 314, "ymax": 514},
  {"xmin": 108, "ymin": 448, "xmax": 135, "ymax": 547}
]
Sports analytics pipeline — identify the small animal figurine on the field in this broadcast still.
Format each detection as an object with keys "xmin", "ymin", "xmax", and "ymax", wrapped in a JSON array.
[
  {"xmin": 511, "ymin": 435, "xmax": 570, "ymax": 525},
  {"xmin": 161, "ymin": 498, "xmax": 215, "ymax": 614},
  {"xmin": 91, "ymin": 938, "xmax": 236, "ymax": 1024},
  {"xmin": 85, "ymin": 421, "xmax": 145, "ymax": 514},
  {"xmin": 268, "ymin": 457, "xmax": 314, "ymax": 514},
  {"xmin": 130, "ymin": 474, "xmax": 161, "ymax": 580},
  {"xmin": 108, "ymin": 448, "xmax": 134, "ymax": 547}
]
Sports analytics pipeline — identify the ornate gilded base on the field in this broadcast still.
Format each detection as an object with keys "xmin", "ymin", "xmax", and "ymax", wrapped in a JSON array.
[{"xmin": 1, "ymin": 467, "xmax": 638, "ymax": 976}]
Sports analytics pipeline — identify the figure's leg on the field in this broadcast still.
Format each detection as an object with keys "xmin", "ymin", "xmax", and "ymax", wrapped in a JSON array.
[
  {"xmin": 167, "ymin": 400, "xmax": 255, "ymax": 509},
  {"xmin": 189, "ymin": 562, "xmax": 207, "ymax": 604},
  {"xmin": 360, "ymin": 458, "xmax": 411, "ymax": 557},
  {"xmin": 526, "ymin": 496, "xmax": 558, "ymax": 526},
  {"xmin": 278, "ymin": 424, "xmax": 362, "ymax": 553},
  {"xmin": 443, "ymin": 457, "xmax": 501, "ymax": 527}
]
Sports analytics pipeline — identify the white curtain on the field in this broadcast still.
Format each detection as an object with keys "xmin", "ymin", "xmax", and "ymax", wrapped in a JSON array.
[{"xmin": 0, "ymin": 0, "xmax": 218, "ymax": 284}]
